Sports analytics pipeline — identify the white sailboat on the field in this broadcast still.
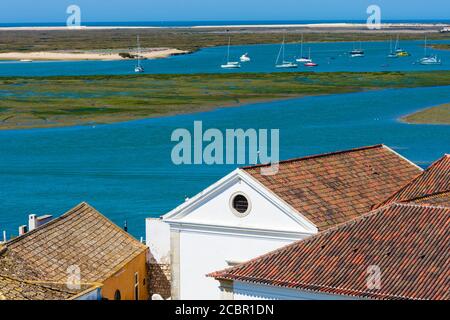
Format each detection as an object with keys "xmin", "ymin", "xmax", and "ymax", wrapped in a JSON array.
[
  {"xmin": 387, "ymin": 38, "xmax": 398, "ymax": 58},
  {"xmin": 349, "ymin": 41, "xmax": 364, "ymax": 57},
  {"xmin": 134, "ymin": 35, "xmax": 144, "ymax": 73},
  {"xmin": 296, "ymin": 34, "xmax": 312, "ymax": 63},
  {"xmin": 276, "ymin": 36, "xmax": 298, "ymax": 68},
  {"xmin": 221, "ymin": 37, "xmax": 241, "ymax": 69},
  {"xmin": 240, "ymin": 53, "xmax": 251, "ymax": 62},
  {"xmin": 419, "ymin": 36, "xmax": 442, "ymax": 65}
]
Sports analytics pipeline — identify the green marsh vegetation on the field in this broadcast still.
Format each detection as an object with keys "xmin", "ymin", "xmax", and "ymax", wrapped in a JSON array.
[
  {"xmin": 1, "ymin": 71, "xmax": 450, "ymax": 129},
  {"xmin": 0, "ymin": 28, "xmax": 448, "ymax": 53}
]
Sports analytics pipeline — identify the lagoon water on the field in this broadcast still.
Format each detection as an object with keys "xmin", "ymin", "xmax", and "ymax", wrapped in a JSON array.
[
  {"xmin": 0, "ymin": 85, "xmax": 449, "ymax": 238},
  {"xmin": 1, "ymin": 40, "xmax": 450, "ymax": 76}
]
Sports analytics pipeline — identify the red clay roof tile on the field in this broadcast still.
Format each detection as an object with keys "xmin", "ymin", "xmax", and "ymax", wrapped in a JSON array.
[
  {"xmin": 375, "ymin": 154, "xmax": 450, "ymax": 208},
  {"xmin": 244, "ymin": 145, "xmax": 422, "ymax": 230},
  {"xmin": 210, "ymin": 203, "xmax": 450, "ymax": 300}
]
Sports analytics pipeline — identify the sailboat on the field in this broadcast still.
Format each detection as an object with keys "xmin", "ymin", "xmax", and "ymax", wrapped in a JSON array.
[
  {"xmin": 387, "ymin": 38, "xmax": 398, "ymax": 58},
  {"xmin": 419, "ymin": 36, "xmax": 442, "ymax": 65},
  {"xmin": 304, "ymin": 48, "xmax": 318, "ymax": 67},
  {"xmin": 349, "ymin": 41, "xmax": 364, "ymax": 57},
  {"xmin": 240, "ymin": 53, "xmax": 251, "ymax": 62},
  {"xmin": 275, "ymin": 36, "xmax": 298, "ymax": 68},
  {"xmin": 394, "ymin": 35, "xmax": 410, "ymax": 57},
  {"xmin": 296, "ymin": 34, "xmax": 312, "ymax": 63},
  {"xmin": 221, "ymin": 37, "xmax": 241, "ymax": 69},
  {"xmin": 134, "ymin": 35, "xmax": 144, "ymax": 73}
]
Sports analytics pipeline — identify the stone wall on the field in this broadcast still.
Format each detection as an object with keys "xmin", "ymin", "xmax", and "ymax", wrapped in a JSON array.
[{"xmin": 148, "ymin": 263, "xmax": 171, "ymax": 299}]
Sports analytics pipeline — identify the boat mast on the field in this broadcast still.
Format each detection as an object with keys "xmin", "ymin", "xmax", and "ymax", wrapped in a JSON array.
[
  {"xmin": 227, "ymin": 37, "xmax": 231, "ymax": 63},
  {"xmin": 300, "ymin": 34, "xmax": 304, "ymax": 57},
  {"xmin": 136, "ymin": 35, "xmax": 141, "ymax": 68},
  {"xmin": 424, "ymin": 36, "xmax": 427, "ymax": 56}
]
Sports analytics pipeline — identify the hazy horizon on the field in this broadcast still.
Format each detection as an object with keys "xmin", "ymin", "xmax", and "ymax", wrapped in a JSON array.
[{"xmin": 0, "ymin": 0, "xmax": 449, "ymax": 23}]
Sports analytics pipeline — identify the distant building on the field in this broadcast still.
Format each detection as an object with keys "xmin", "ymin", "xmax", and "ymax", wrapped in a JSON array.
[
  {"xmin": 0, "ymin": 202, "xmax": 149, "ymax": 300},
  {"xmin": 147, "ymin": 144, "xmax": 422, "ymax": 299},
  {"xmin": 209, "ymin": 154, "xmax": 450, "ymax": 300}
]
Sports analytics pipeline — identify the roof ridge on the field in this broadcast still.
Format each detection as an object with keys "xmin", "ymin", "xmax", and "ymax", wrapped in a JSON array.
[
  {"xmin": 5, "ymin": 202, "xmax": 147, "ymax": 250},
  {"xmin": 405, "ymin": 190, "xmax": 450, "ymax": 203},
  {"xmin": 374, "ymin": 153, "xmax": 450, "ymax": 209},
  {"xmin": 79, "ymin": 202, "xmax": 148, "ymax": 251},
  {"xmin": 4, "ymin": 202, "xmax": 87, "ymax": 245},
  {"xmin": 242, "ymin": 144, "xmax": 384, "ymax": 170}
]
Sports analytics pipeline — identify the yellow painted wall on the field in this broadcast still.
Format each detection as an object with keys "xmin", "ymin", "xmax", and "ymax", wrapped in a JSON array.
[{"xmin": 101, "ymin": 250, "xmax": 149, "ymax": 300}]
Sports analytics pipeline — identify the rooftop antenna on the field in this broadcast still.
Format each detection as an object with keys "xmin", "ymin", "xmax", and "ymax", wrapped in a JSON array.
[
  {"xmin": 123, "ymin": 220, "xmax": 128, "ymax": 233},
  {"xmin": 2, "ymin": 230, "xmax": 6, "ymax": 243}
]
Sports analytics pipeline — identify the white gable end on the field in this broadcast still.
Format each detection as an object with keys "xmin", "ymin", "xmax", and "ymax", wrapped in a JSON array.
[{"xmin": 163, "ymin": 169, "xmax": 317, "ymax": 235}]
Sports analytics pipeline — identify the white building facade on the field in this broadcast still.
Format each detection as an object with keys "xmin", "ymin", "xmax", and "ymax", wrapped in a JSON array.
[{"xmin": 146, "ymin": 169, "xmax": 318, "ymax": 300}]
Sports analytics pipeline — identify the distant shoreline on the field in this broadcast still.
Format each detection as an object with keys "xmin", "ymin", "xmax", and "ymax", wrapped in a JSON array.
[{"xmin": 0, "ymin": 22, "xmax": 449, "ymax": 31}]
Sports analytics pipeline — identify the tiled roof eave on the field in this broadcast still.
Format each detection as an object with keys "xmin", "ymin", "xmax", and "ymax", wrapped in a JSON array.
[{"xmin": 214, "ymin": 275, "xmax": 423, "ymax": 300}]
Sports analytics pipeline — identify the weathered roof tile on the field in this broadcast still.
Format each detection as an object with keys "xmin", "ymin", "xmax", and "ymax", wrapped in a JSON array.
[
  {"xmin": 210, "ymin": 203, "xmax": 450, "ymax": 300},
  {"xmin": 244, "ymin": 145, "xmax": 422, "ymax": 230}
]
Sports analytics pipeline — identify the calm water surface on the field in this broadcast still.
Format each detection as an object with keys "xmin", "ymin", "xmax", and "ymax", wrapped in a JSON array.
[
  {"xmin": 1, "ymin": 40, "xmax": 450, "ymax": 76},
  {"xmin": 0, "ymin": 85, "xmax": 449, "ymax": 238}
]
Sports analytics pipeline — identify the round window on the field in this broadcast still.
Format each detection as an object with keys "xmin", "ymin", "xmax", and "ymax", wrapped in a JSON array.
[{"xmin": 230, "ymin": 193, "xmax": 251, "ymax": 217}]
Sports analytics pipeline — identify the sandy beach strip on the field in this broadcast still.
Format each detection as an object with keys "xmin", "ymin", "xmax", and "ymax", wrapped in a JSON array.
[
  {"xmin": 0, "ymin": 48, "xmax": 188, "ymax": 61},
  {"xmin": 0, "ymin": 23, "xmax": 448, "ymax": 31}
]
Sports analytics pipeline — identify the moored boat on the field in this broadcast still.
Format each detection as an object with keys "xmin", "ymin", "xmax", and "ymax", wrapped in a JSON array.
[
  {"xmin": 221, "ymin": 37, "xmax": 241, "ymax": 69},
  {"xmin": 134, "ymin": 35, "xmax": 144, "ymax": 73},
  {"xmin": 240, "ymin": 53, "xmax": 251, "ymax": 62},
  {"xmin": 418, "ymin": 36, "xmax": 442, "ymax": 65},
  {"xmin": 275, "ymin": 36, "xmax": 298, "ymax": 68},
  {"xmin": 303, "ymin": 48, "xmax": 318, "ymax": 67},
  {"xmin": 296, "ymin": 34, "xmax": 312, "ymax": 63},
  {"xmin": 349, "ymin": 41, "xmax": 364, "ymax": 57}
]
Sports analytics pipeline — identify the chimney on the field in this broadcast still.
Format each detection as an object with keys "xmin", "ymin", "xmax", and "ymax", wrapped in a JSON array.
[
  {"xmin": 29, "ymin": 214, "xmax": 53, "ymax": 231},
  {"xmin": 29, "ymin": 214, "xmax": 37, "ymax": 231},
  {"xmin": 18, "ymin": 225, "xmax": 28, "ymax": 236}
]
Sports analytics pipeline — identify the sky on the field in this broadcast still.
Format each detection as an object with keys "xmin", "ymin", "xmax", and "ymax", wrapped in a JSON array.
[{"xmin": 0, "ymin": 0, "xmax": 449, "ymax": 23}]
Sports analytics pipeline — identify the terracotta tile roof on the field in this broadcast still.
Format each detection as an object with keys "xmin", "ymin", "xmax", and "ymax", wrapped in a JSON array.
[
  {"xmin": 243, "ymin": 145, "xmax": 422, "ymax": 230},
  {"xmin": 0, "ymin": 274, "xmax": 100, "ymax": 300},
  {"xmin": 0, "ymin": 202, "xmax": 148, "ymax": 284},
  {"xmin": 410, "ymin": 191, "xmax": 450, "ymax": 207},
  {"xmin": 375, "ymin": 154, "xmax": 450, "ymax": 209},
  {"xmin": 210, "ymin": 203, "xmax": 450, "ymax": 300}
]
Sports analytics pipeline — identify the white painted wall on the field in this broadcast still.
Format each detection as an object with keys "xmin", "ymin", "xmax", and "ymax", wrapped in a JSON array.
[
  {"xmin": 232, "ymin": 281, "xmax": 357, "ymax": 300},
  {"xmin": 146, "ymin": 218, "xmax": 171, "ymax": 264},
  {"xmin": 179, "ymin": 229, "xmax": 299, "ymax": 300}
]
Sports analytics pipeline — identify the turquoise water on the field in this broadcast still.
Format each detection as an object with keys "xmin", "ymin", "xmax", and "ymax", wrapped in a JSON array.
[
  {"xmin": 1, "ymin": 40, "xmax": 450, "ymax": 76},
  {"xmin": 0, "ymin": 85, "xmax": 449, "ymax": 238}
]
